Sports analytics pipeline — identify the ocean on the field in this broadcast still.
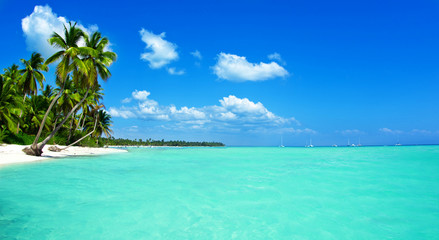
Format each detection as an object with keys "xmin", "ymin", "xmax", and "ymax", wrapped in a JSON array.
[{"xmin": 1, "ymin": 146, "xmax": 438, "ymax": 239}]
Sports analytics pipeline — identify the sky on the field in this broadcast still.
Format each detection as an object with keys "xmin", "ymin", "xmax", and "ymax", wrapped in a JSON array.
[{"xmin": 0, "ymin": 0, "xmax": 438, "ymax": 146}]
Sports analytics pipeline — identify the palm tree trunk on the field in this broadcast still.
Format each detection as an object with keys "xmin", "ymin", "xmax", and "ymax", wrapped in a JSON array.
[
  {"xmin": 76, "ymin": 113, "xmax": 83, "ymax": 130},
  {"xmin": 16, "ymin": 94, "xmax": 26, "ymax": 134},
  {"xmin": 67, "ymin": 111, "xmax": 76, "ymax": 144},
  {"xmin": 24, "ymin": 80, "xmax": 66, "ymax": 156},
  {"xmin": 81, "ymin": 112, "xmax": 87, "ymax": 129},
  {"xmin": 52, "ymin": 114, "xmax": 60, "ymax": 145},
  {"xmin": 35, "ymin": 87, "xmax": 90, "ymax": 153},
  {"xmin": 61, "ymin": 116, "xmax": 97, "ymax": 150}
]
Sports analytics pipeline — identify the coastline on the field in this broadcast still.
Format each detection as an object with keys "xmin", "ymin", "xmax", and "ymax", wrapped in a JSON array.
[{"xmin": 0, "ymin": 144, "xmax": 127, "ymax": 167}]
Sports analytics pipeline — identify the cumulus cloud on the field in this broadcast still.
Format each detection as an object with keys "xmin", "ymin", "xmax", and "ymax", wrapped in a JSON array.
[
  {"xmin": 212, "ymin": 53, "xmax": 289, "ymax": 82},
  {"xmin": 139, "ymin": 29, "xmax": 178, "ymax": 69},
  {"xmin": 191, "ymin": 50, "xmax": 202, "ymax": 59},
  {"xmin": 170, "ymin": 106, "xmax": 206, "ymax": 120},
  {"xmin": 132, "ymin": 90, "xmax": 150, "ymax": 101},
  {"xmin": 21, "ymin": 5, "xmax": 104, "ymax": 57},
  {"xmin": 108, "ymin": 90, "xmax": 310, "ymax": 134},
  {"xmin": 108, "ymin": 107, "xmax": 136, "ymax": 119},
  {"xmin": 379, "ymin": 128, "xmax": 403, "ymax": 134},
  {"xmin": 267, "ymin": 52, "xmax": 286, "ymax": 65}
]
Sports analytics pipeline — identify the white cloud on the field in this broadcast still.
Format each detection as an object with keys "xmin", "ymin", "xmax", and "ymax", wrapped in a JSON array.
[
  {"xmin": 21, "ymin": 5, "xmax": 103, "ymax": 57},
  {"xmin": 338, "ymin": 129, "xmax": 365, "ymax": 135},
  {"xmin": 212, "ymin": 53, "xmax": 289, "ymax": 82},
  {"xmin": 411, "ymin": 129, "xmax": 433, "ymax": 135},
  {"xmin": 139, "ymin": 28, "xmax": 178, "ymax": 69},
  {"xmin": 249, "ymin": 127, "xmax": 317, "ymax": 135},
  {"xmin": 379, "ymin": 128, "xmax": 403, "ymax": 134},
  {"xmin": 109, "ymin": 90, "xmax": 308, "ymax": 134},
  {"xmin": 220, "ymin": 95, "xmax": 267, "ymax": 115},
  {"xmin": 122, "ymin": 98, "xmax": 132, "ymax": 103},
  {"xmin": 108, "ymin": 107, "xmax": 135, "ymax": 119},
  {"xmin": 167, "ymin": 67, "xmax": 185, "ymax": 75},
  {"xmin": 267, "ymin": 52, "xmax": 286, "ymax": 65},
  {"xmin": 218, "ymin": 112, "xmax": 237, "ymax": 121},
  {"xmin": 170, "ymin": 106, "xmax": 206, "ymax": 120},
  {"xmin": 191, "ymin": 50, "xmax": 202, "ymax": 59},
  {"xmin": 132, "ymin": 90, "xmax": 150, "ymax": 101}
]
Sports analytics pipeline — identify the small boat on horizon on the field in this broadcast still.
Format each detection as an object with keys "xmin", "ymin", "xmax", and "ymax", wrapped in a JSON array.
[
  {"xmin": 395, "ymin": 136, "xmax": 402, "ymax": 146},
  {"xmin": 306, "ymin": 138, "xmax": 314, "ymax": 148},
  {"xmin": 347, "ymin": 138, "xmax": 356, "ymax": 147}
]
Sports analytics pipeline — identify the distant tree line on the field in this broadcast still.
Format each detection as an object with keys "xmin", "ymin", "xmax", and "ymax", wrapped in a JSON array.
[{"xmin": 104, "ymin": 137, "xmax": 225, "ymax": 147}]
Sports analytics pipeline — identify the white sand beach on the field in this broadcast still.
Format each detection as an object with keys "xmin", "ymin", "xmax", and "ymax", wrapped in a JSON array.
[{"xmin": 0, "ymin": 144, "xmax": 127, "ymax": 166}]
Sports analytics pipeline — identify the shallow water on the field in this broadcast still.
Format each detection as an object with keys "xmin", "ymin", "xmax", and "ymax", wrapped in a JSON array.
[{"xmin": 1, "ymin": 146, "xmax": 439, "ymax": 239}]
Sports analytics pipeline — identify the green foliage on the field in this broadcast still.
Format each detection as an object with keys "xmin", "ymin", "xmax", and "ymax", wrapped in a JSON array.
[
  {"xmin": 0, "ymin": 73, "xmax": 23, "ymax": 132},
  {"xmin": 4, "ymin": 132, "xmax": 35, "ymax": 145},
  {"xmin": 0, "ymin": 127, "xmax": 8, "ymax": 143}
]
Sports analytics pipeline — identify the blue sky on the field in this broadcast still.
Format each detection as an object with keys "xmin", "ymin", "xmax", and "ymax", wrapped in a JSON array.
[{"xmin": 1, "ymin": 0, "xmax": 438, "ymax": 146}]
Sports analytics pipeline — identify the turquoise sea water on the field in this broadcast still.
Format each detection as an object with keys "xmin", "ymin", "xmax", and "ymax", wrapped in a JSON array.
[{"xmin": 1, "ymin": 146, "xmax": 439, "ymax": 239}]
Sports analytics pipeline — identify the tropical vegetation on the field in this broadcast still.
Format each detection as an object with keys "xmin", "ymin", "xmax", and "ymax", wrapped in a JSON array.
[
  {"xmin": 0, "ymin": 22, "xmax": 116, "ymax": 155},
  {"xmin": 0, "ymin": 22, "xmax": 225, "ymax": 153}
]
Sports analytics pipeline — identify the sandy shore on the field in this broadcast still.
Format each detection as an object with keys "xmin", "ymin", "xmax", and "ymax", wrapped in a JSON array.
[{"xmin": 0, "ymin": 144, "xmax": 127, "ymax": 166}]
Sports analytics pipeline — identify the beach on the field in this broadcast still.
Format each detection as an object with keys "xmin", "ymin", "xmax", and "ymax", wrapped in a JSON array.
[{"xmin": 0, "ymin": 144, "xmax": 127, "ymax": 166}]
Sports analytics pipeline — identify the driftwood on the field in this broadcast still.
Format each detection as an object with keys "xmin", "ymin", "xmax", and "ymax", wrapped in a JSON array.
[{"xmin": 48, "ymin": 145, "xmax": 62, "ymax": 152}]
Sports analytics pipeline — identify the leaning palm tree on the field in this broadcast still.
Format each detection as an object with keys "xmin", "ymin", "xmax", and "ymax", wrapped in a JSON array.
[
  {"xmin": 24, "ymin": 24, "xmax": 116, "ymax": 156},
  {"xmin": 16, "ymin": 52, "xmax": 48, "ymax": 133},
  {"xmin": 77, "ymin": 84, "xmax": 104, "ymax": 130},
  {"xmin": 62, "ymin": 32, "xmax": 115, "ymax": 146},
  {"xmin": 60, "ymin": 104, "xmax": 103, "ymax": 150},
  {"xmin": 24, "ymin": 23, "xmax": 93, "ymax": 156},
  {"xmin": 57, "ymin": 78, "xmax": 80, "ymax": 143},
  {"xmin": 92, "ymin": 109, "xmax": 113, "ymax": 145}
]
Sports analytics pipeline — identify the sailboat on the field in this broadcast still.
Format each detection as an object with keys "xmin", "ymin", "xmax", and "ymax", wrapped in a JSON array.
[
  {"xmin": 306, "ymin": 138, "xmax": 314, "ymax": 148},
  {"xmin": 395, "ymin": 136, "xmax": 402, "ymax": 146},
  {"xmin": 348, "ymin": 138, "xmax": 356, "ymax": 147},
  {"xmin": 279, "ymin": 136, "xmax": 285, "ymax": 147},
  {"xmin": 357, "ymin": 137, "xmax": 362, "ymax": 147}
]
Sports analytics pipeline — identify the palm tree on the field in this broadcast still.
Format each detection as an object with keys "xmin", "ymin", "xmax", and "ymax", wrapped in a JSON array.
[
  {"xmin": 19, "ymin": 52, "xmax": 48, "ymax": 96},
  {"xmin": 25, "ymin": 24, "xmax": 116, "ymax": 156},
  {"xmin": 60, "ymin": 104, "xmax": 104, "ymax": 150},
  {"xmin": 0, "ymin": 75, "xmax": 22, "ymax": 133},
  {"xmin": 83, "ymin": 32, "xmax": 116, "ymax": 85},
  {"xmin": 25, "ymin": 22, "xmax": 92, "ymax": 156},
  {"xmin": 22, "ymin": 95, "xmax": 52, "ymax": 134},
  {"xmin": 16, "ymin": 52, "xmax": 48, "ymax": 133},
  {"xmin": 42, "ymin": 85, "xmax": 55, "ymax": 99},
  {"xmin": 77, "ymin": 84, "xmax": 104, "ymax": 130},
  {"xmin": 92, "ymin": 109, "xmax": 113, "ymax": 145},
  {"xmin": 3, "ymin": 64, "xmax": 21, "ymax": 83},
  {"xmin": 57, "ymin": 78, "xmax": 81, "ymax": 143}
]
